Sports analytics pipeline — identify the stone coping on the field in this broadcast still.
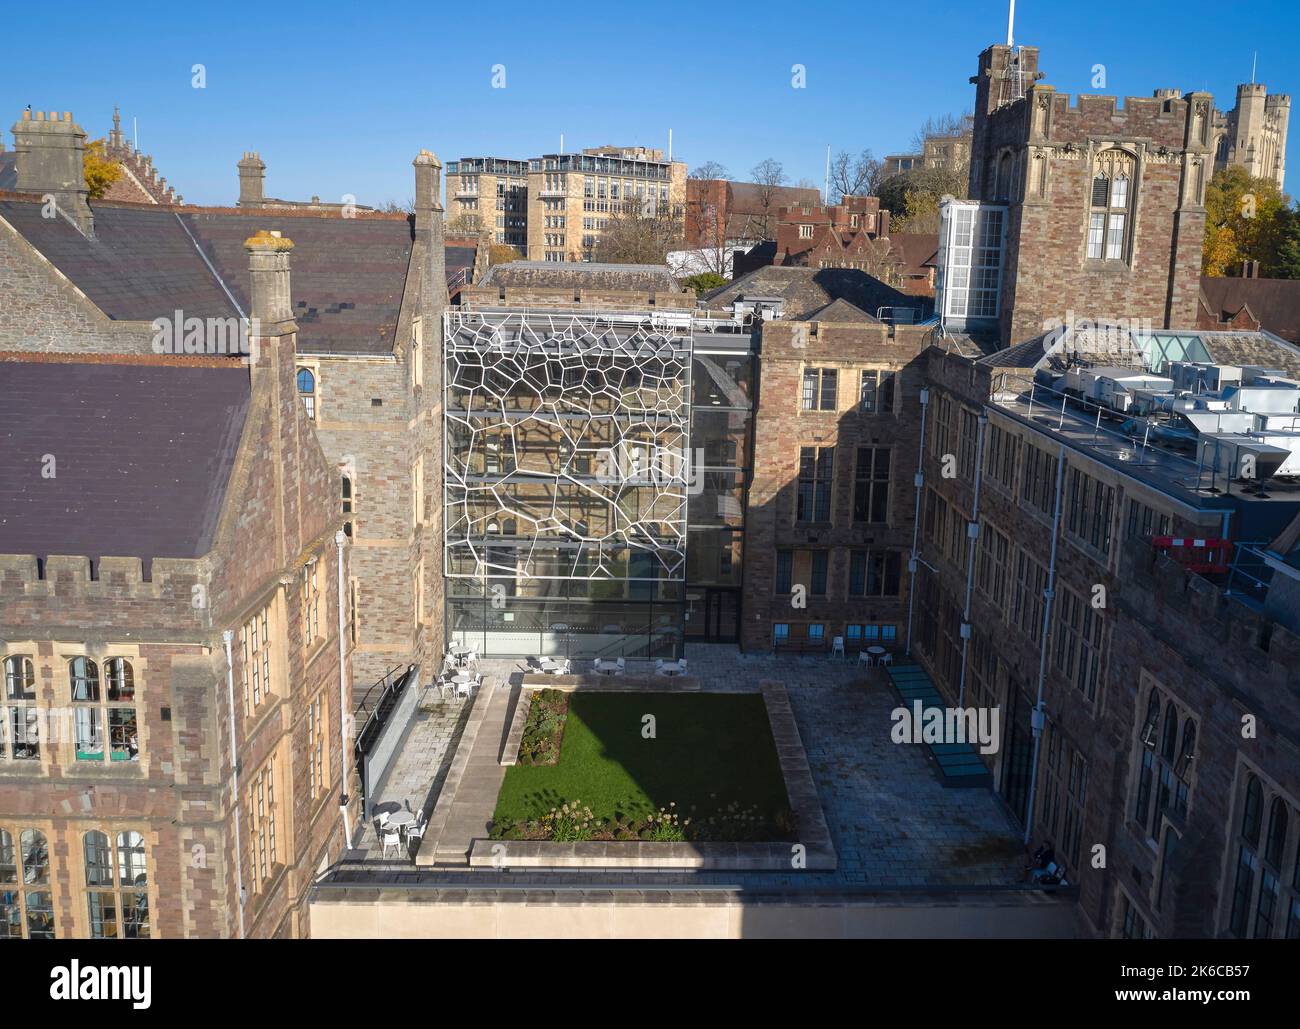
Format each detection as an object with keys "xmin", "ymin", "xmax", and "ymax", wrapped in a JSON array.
[
  {"xmin": 518, "ymin": 672, "xmax": 722, "ymax": 692},
  {"xmin": 467, "ymin": 838, "xmax": 833, "ymax": 871},
  {"xmin": 500, "ymin": 689, "xmax": 532, "ymax": 766},
  {"xmin": 479, "ymin": 681, "xmax": 836, "ymax": 872},
  {"xmin": 417, "ymin": 681, "xmax": 498, "ymax": 866}
]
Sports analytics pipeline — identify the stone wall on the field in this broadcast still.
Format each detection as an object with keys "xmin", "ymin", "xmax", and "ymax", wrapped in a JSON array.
[{"xmin": 740, "ymin": 321, "xmax": 931, "ymax": 651}]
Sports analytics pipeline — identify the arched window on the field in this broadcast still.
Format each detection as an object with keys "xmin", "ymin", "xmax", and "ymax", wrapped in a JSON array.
[
  {"xmin": 296, "ymin": 367, "xmax": 316, "ymax": 419},
  {"xmin": 342, "ymin": 474, "xmax": 353, "ymax": 538},
  {"xmin": 996, "ymin": 152, "xmax": 1014, "ymax": 201},
  {"xmin": 1, "ymin": 828, "xmax": 53, "ymax": 938},
  {"xmin": 1242, "ymin": 775, "xmax": 1263, "ymax": 845},
  {"xmin": 2, "ymin": 657, "xmax": 38, "ymax": 763},
  {"xmin": 69, "ymin": 656, "xmax": 98, "ymax": 701},
  {"xmin": 1087, "ymin": 149, "xmax": 1135, "ymax": 260},
  {"xmin": 1264, "ymin": 798, "xmax": 1288, "ymax": 869},
  {"xmin": 3, "ymin": 656, "xmax": 34, "ymax": 700}
]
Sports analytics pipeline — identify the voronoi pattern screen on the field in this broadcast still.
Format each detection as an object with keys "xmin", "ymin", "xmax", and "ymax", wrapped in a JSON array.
[{"xmin": 444, "ymin": 310, "xmax": 691, "ymax": 584}]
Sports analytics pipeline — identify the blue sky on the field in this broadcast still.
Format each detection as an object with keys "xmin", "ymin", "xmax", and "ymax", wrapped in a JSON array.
[{"xmin": 2, "ymin": 0, "xmax": 1297, "ymax": 206}]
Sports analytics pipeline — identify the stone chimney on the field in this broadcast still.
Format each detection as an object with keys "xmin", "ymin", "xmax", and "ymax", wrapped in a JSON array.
[
  {"xmin": 238, "ymin": 151, "xmax": 266, "ymax": 207},
  {"xmin": 11, "ymin": 109, "xmax": 94, "ymax": 236},
  {"xmin": 244, "ymin": 230, "xmax": 296, "ymax": 330},
  {"xmin": 413, "ymin": 149, "xmax": 445, "ymax": 229},
  {"xmin": 413, "ymin": 148, "xmax": 447, "ymax": 310}
]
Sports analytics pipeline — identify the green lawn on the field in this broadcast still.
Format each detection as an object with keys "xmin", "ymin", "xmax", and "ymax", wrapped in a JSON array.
[{"xmin": 493, "ymin": 691, "xmax": 795, "ymax": 841}]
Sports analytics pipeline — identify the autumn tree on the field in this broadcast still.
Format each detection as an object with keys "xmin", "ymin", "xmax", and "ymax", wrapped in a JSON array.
[
  {"xmin": 83, "ymin": 138, "xmax": 122, "ymax": 200},
  {"xmin": 489, "ymin": 243, "xmax": 522, "ymax": 265},
  {"xmin": 878, "ymin": 165, "xmax": 968, "ymax": 233},
  {"xmin": 1202, "ymin": 166, "xmax": 1292, "ymax": 277}
]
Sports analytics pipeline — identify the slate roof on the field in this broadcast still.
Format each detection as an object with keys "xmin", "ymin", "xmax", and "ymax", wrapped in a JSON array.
[
  {"xmin": 804, "ymin": 298, "xmax": 877, "ymax": 323},
  {"xmin": 0, "ymin": 359, "xmax": 250, "ymax": 561},
  {"xmin": 478, "ymin": 260, "xmax": 681, "ymax": 293},
  {"xmin": 703, "ymin": 266, "xmax": 930, "ymax": 320},
  {"xmin": 0, "ymin": 197, "xmax": 432, "ymax": 355},
  {"xmin": 180, "ymin": 210, "xmax": 413, "ymax": 354},
  {"xmin": 0, "ymin": 199, "xmax": 239, "ymax": 322},
  {"xmin": 0, "ymin": 152, "xmax": 15, "ymax": 191}
]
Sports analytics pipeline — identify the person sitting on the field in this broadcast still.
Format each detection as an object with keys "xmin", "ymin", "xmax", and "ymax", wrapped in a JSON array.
[{"xmin": 1022, "ymin": 840, "xmax": 1055, "ymax": 881}]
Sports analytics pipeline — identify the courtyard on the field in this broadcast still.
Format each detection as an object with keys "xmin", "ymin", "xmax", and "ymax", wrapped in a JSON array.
[{"xmin": 349, "ymin": 644, "xmax": 1025, "ymax": 889}]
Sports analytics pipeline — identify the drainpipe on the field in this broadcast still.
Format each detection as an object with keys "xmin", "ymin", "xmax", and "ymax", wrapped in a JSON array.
[
  {"xmin": 335, "ymin": 530, "xmax": 353, "ymax": 852},
  {"xmin": 956, "ymin": 413, "xmax": 989, "ymax": 706},
  {"xmin": 1022, "ymin": 442, "xmax": 1067, "ymax": 845},
  {"xmin": 905, "ymin": 387, "xmax": 931, "ymax": 656},
  {"xmin": 221, "ymin": 630, "xmax": 247, "ymax": 939}
]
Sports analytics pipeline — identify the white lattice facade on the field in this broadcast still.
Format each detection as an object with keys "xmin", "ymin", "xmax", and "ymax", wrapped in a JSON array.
[{"xmin": 443, "ymin": 310, "xmax": 691, "ymax": 657}]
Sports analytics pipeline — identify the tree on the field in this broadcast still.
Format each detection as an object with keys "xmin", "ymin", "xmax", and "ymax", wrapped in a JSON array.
[
  {"xmin": 878, "ymin": 165, "xmax": 968, "ymax": 233},
  {"xmin": 743, "ymin": 157, "xmax": 787, "ymax": 240},
  {"xmin": 379, "ymin": 199, "xmax": 415, "ymax": 215},
  {"xmin": 690, "ymin": 161, "xmax": 729, "ymax": 180},
  {"xmin": 489, "ymin": 243, "xmax": 521, "ymax": 266},
  {"xmin": 681, "ymin": 271, "xmax": 727, "ymax": 296},
  {"xmin": 445, "ymin": 210, "xmax": 481, "ymax": 235},
  {"xmin": 828, "ymin": 149, "xmax": 883, "ymax": 203},
  {"xmin": 909, "ymin": 111, "xmax": 975, "ymax": 155},
  {"xmin": 591, "ymin": 200, "xmax": 684, "ymax": 265},
  {"xmin": 83, "ymin": 138, "xmax": 122, "ymax": 200},
  {"xmin": 1274, "ymin": 208, "xmax": 1300, "ymax": 280},
  {"xmin": 1202, "ymin": 166, "xmax": 1291, "ymax": 276}
]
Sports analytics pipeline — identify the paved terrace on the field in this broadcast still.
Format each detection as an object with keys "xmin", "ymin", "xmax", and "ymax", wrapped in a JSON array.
[{"xmin": 340, "ymin": 645, "xmax": 1027, "ymax": 892}]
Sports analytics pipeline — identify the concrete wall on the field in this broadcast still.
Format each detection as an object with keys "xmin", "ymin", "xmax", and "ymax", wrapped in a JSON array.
[{"xmin": 309, "ymin": 889, "xmax": 1081, "ymax": 938}]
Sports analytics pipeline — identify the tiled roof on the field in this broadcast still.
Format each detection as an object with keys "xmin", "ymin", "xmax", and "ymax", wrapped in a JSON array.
[
  {"xmin": 0, "ymin": 199, "xmax": 240, "ymax": 322},
  {"xmin": 1200, "ymin": 277, "xmax": 1300, "ymax": 343},
  {"xmin": 479, "ymin": 260, "xmax": 681, "ymax": 293},
  {"xmin": 180, "ymin": 210, "xmax": 413, "ymax": 355},
  {"xmin": 703, "ymin": 266, "xmax": 929, "ymax": 320},
  {"xmin": 0, "ymin": 359, "xmax": 250, "ymax": 560}
]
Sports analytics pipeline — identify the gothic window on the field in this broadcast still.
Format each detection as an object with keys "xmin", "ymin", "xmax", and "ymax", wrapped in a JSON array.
[{"xmin": 1087, "ymin": 149, "xmax": 1135, "ymax": 261}]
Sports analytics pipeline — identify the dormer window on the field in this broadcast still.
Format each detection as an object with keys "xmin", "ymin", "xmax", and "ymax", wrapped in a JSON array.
[{"xmin": 1087, "ymin": 150, "xmax": 1135, "ymax": 262}]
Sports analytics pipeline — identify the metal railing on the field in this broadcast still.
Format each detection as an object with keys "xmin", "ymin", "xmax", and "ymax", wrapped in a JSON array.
[{"xmin": 354, "ymin": 663, "xmax": 417, "ymax": 759}]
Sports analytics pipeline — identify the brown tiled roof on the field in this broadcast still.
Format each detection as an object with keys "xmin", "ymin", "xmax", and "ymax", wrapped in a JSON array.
[
  {"xmin": 1199, "ymin": 277, "xmax": 1300, "ymax": 343},
  {"xmin": 0, "ymin": 360, "xmax": 250, "ymax": 560}
]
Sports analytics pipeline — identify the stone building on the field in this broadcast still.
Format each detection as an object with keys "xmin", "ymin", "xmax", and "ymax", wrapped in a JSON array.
[
  {"xmin": 914, "ymin": 324, "xmax": 1300, "ymax": 938},
  {"xmin": 1213, "ymin": 82, "xmax": 1290, "ymax": 189},
  {"xmin": 965, "ymin": 44, "xmax": 1212, "ymax": 348},
  {"xmin": 0, "ymin": 231, "xmax": 353, "ymax": 939},
  {"xmin": 738, "ymin": 312, "xmax": 938, "ymax": 654},
  {"xmin": 446, "ymin": 145, "xmax": 687, "ymax": 262},
  {"xmin": 884, "ymin": 129, "xmax": 973, "ymax": 179}
]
